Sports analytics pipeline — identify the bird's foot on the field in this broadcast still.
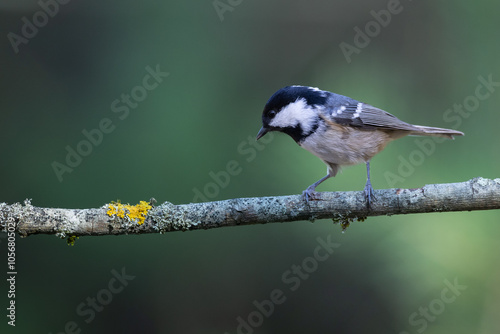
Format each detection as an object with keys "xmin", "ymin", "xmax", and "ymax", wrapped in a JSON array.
[
  {"xmin": 302, "ymin": 186, "xmax": 320, "ymax": 204},
  {"xmin": 364, "ymin": 181, "xmax": 375, "ymax": 210}
]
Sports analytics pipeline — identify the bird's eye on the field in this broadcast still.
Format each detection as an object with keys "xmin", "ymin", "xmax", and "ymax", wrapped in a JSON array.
[{"xmin": 268, "ymin": 110, "xmax": 277, "ymax": 118}]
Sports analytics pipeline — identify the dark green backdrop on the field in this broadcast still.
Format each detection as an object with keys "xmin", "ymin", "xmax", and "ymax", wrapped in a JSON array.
[{"xmin": 1, "ymin": 1, "xmax": 499, "ymax": 333}]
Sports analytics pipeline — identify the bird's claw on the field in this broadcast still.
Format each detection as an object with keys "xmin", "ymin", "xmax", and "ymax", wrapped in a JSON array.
[
  {"xmin": 302, "ymin": 187, "xmax": 319, "ymax": 204},
  {"xmin": 364, "ymin": 181, "xmax": 375, "ymax": 210}
]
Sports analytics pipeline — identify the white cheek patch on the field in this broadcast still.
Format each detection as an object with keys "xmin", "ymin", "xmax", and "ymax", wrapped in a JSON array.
[{"xmin": 269, "ymin": 98, "xmax": 318, "ymax": 134}]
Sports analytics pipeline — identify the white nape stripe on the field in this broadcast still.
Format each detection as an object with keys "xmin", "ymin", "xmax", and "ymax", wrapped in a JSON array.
[
  {"xmin": 308, "ymin": 86, "xmax": 327, "ymax": 97},
  {"xmin": 291, "ymin": 85, "xmax": 320, "ymax": 92},
  {"xmin": 269, "ymin": 98, "xmax": 317, "ymax": 134},
  {"xmin": 290, "ymin": 85, "xmax": 327, "ymax": 97}
]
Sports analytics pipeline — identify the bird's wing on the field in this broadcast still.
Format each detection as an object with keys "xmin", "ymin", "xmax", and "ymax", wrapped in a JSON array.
[{"xmin": 324, "ymin": 100, "xmax": 418, "ymax": 132}]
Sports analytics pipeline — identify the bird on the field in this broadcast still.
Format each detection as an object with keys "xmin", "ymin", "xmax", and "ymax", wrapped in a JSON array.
[{"xmin": 256, "ymin": 85, "xmax": 464, "ymax": 209}]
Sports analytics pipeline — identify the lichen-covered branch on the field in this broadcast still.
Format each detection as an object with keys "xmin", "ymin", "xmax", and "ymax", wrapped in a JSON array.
[{"xmin": 1, "ymin": 177, "xmax": 499, "ymax": 240}]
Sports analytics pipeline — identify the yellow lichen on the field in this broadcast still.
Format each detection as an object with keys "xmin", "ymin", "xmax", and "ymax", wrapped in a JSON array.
[
  {"xmin": 106, "ymin": 200, "xmax": 152, "ymax": 225},
  {"xmin": 67, "ymin": 235, "xmax": 79, "ymax": 246},
  {"xmin": 107, "ymin": 203, "xmax": 126, "ymax": 218},
  {"xmin": 126, "ymin": 201, "xmax": 152, "ymax": 225}
]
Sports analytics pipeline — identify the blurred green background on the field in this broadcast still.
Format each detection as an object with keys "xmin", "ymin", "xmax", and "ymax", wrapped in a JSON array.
[{"xmin": 1, "ymin": 1, "xmax": 499, "ymax": 333}]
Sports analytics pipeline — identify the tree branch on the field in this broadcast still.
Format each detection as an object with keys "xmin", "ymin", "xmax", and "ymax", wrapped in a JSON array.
[{"xmin": 1, "ymin": 177, "xmax": 499, "ymax": 239}]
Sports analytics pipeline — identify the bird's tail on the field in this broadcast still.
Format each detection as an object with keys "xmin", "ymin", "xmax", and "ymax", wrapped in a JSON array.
[{"xmin": 409, "ymin": 125, "xmax": 464, "ymax": 139}]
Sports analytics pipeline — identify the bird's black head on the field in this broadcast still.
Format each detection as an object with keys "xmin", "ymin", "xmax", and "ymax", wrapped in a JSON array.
[{"xmin": 256, "ymin": 86, "xmax": 328, "ymax": 142}]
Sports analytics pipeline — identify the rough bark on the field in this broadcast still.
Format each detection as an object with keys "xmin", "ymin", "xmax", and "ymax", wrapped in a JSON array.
[{"xmin": 1, "ymin": 177, "xmax": 499, "ymax": 239}]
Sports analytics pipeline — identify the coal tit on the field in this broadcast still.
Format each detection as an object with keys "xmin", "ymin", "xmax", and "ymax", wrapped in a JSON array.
[{"xmin": 256, "ymin": 85, "xmax": 464, "ymax": 208}]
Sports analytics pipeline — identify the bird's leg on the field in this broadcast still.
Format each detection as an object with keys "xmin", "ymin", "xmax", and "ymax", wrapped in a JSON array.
[
  {"xmin": 364, "ymin": 161, "xmax": 375, "ymax": 209},
  {"xmin": 303, "ymin": 174, "xmax": 331, "ymax": 203}
]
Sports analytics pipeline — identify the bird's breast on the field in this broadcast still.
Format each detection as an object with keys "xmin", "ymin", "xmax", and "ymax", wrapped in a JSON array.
[{"xmin": 299, "ymin": 124, "xmax": 393, "ymax": 166}]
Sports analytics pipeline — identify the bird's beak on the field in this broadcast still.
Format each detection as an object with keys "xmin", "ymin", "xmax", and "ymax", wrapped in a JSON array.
[{"xmin": 256, "ymin": 127, "xmax": 269, "ymax": 140}]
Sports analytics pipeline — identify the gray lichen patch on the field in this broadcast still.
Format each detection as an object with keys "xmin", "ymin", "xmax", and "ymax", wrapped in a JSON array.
[
  {"xmin": 0, "ymin": 199, "xmax": 38, "ymax": 236},
  {"xmin": 471, "ymin": 177, "xmax": 500, "ymax": 198},
  {"xmin": 50, "ymin": 210, "xmax": 81, "ymax": 240},
  {"xmin": 148, "ymin": 202, "xmax": 195, "ymax": 233},
  {"xmin": 258, "ymin": 196, "xmax": 288, "ymax": 220},
  {"xmin": 474, "ymin": 177, "xmax": 500, "ymax": 188},
  {"xmin": 1, "ymin": 200, "xmax": 103, "ymax": 238},
  {"xmin": 475, "ymin": 177, "xmax": 492, "ymax": 187}
]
